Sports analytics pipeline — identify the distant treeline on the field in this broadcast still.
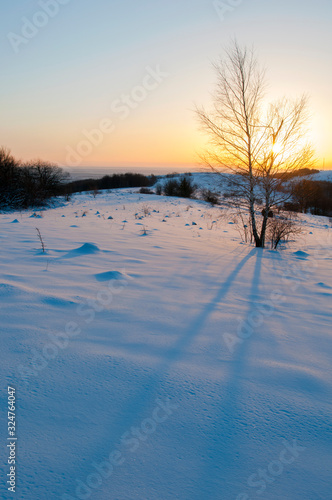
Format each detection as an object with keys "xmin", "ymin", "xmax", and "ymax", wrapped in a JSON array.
[
  {"xmin": 285, "ymin": 179, "xmax": 332, "ymax": 217},
  {"xmin": 0, "ymin": 147, "xmax": 158, "ymax": 209},
  {"xmin": 62, "ymin": 173, "xmax": 157, "ymax": 195},
  {"xmin": 272, "ymin": 167, "xmax": 332, "ymax": 216},
  {"xmin": 274, "ymin": 167, "xmax": 320, "ymax": 180}
]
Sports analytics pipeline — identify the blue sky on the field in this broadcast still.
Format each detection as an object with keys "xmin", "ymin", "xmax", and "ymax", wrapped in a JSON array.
[{"xmin": 1, "ymin": 0, "xmax": 331, "ymax": 169}]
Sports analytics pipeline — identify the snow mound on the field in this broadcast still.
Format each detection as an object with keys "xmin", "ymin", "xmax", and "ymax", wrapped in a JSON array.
[
  {"xmin": 66, "ymin": 242, "xmax": 101, "ymax": 256},
  {"xmin": 316, "ymin": 282, "xmax": 332, "ymax": 289},
  {"xmin": 35, "ymin": 250, "xmax": 49, "ymax": 256},
  {"xmin": 42, "ymin": 296, "xmax": 77, "ymax": 308},
  {"xmin": 293, "ymin": 250, "xmax": 309, "ymax": 259},
  {"xmin": 0, "ymin": 283, "xmax": 18, "ymax": 296},
  {"xmin": 95, "ymin": 271, "xmax": 126, "ymax": 282}
]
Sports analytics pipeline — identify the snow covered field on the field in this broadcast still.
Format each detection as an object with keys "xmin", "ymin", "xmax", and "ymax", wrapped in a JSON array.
[{"xmin": 1, "ymin": 188, "xmax": 332, "ymax": 500}]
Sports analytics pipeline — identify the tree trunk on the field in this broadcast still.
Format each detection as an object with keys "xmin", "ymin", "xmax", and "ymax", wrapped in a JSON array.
[
  {"xmin": 248, "ymin": 182, "xmax": 260, "ymax": 246},
  {"xmin": 251, "ymin": 210, "xmax": 261, "ymax": 247},
  {"xmin": 255, "ymin": 238, "xmax": 264, "ymax": 248},
  {"xmin": 259, "ymin": 212, "xmax": 269, "ymax": 248}
]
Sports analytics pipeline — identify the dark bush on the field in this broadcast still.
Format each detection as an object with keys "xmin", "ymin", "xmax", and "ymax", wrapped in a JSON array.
[
  {"xmin": 139, "ymin": 187, "xmax": 154, "ymax": 194},
  {"xmin": 201, "ymin": 189, "xmax": 220, "ymax": 205},
  {"xmin": 283, "ymin": 201, "xmax": 301, "ymax": 212},
  {"xmin": 267, "ymin": 213, "xmax": 302, "ymax": 249},
  {"xmin": 162, "ymin": 176, "xmax": 196, "ymax": 198},
  {"xmin": 155, "ymin": 184, "xmax": 162, "ymax": 195},
  {"xmin": 223, "ymin": 191, "xmax": 240, "ymax": 199},
  {"xmin": 177, "ymin": 176, "xmax": 196, "ymax": 198},
  {"xmin": 163, "ymin": 179, "xmax": 180, "ymax": 196}
]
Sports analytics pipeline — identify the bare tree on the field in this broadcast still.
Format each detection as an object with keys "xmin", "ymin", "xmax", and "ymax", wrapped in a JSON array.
[
  {"xmin": 0, "ymin": 147, "xmax": 22, "ymax": 208},
  {"xmin": 23, "ymin": 159, "xmax": 69, "ymax": 194},
  {"xmin": 197, "ymin": 42, "xmax": 315, "ymax": 247},
  {"xmin": 21, "ymin": 159, "xmax": 70, "ymax": 205},
  {"xmin": 0, "ymin": 147, "xmax": 70, "ymax": 209}
]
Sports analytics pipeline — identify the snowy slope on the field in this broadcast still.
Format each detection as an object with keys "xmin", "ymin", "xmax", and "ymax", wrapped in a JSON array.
[
  {"xmin": 0, "ymin": 190, "xmax": 331, "ymax": 500},
  {"xmin": 311, "ymin": 170, "xmax": 332, "ymax": 182}
]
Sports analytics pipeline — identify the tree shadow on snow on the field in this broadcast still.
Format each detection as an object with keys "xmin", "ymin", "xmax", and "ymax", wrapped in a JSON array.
[
  {"xmin": 190, "ymin": 248, "xmax": 264, "ymax": 499},
  {"xmin": 68, "ymin": 247, "xmax": 262, "ymax": 497}
]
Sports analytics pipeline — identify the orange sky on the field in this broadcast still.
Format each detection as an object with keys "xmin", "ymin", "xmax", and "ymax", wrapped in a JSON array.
[{"xmin": 1, "ymin": 1, "xmax": 331, "ymax": 171}]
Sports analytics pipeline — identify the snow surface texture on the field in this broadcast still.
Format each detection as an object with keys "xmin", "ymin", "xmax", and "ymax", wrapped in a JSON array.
[{"xmin": 0, "ymin": 188, "xmax": 331, "ymax": 500}]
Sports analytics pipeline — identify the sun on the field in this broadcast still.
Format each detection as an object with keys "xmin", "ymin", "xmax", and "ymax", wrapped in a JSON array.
[{"xmin": 272, "ymin": 142, "xmax": 283, "ymax": 155}]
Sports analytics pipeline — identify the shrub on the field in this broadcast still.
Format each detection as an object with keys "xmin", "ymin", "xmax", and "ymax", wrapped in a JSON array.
[
  {"xmin": 155, "ymin": 184, "xmax": 162, "ymax": 196},
  {"xmin": 201, "ymin": 189, "xmax": 220, "ymax": 205},
  {"xmin": 267, "ymin": 213, "xmax": 302, "ymax": 249},
  {"xmin": 139, "ymin": 187, "xmax": 154, "ymax": 194},
  {"xmin": 141, "ymin": 204, "xmax": 151, "ymax": 216},
  {"xmin": 177, "ymin": 176, "xmax": 196, "ymax": 198},
  {"xmin": 163, "ymin": 176, "xmax": 196, "ymax": 198},
  {"xmin": 163, "ymin": 179, "xmax": 179, "ymax": 197},
  {"xmin": 223, "ymin": 191, "xmax": 240, "ymax": 199}
]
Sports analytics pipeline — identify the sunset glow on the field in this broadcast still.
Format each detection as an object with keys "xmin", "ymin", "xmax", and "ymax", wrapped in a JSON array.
[{"xmin": 1, "ymin": 1, "xmax": 331, "ymax": 171}]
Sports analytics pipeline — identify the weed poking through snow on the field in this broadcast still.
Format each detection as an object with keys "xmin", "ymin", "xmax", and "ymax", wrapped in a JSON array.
[{"xmin": 36, "ymin": 228, "xmax": 46, "ymax": 253}]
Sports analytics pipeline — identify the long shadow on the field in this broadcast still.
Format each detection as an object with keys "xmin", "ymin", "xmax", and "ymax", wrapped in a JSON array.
[
  {"xmin": 159, "ymin": 247, "xmax": 257, "ymax": 365},
  {"xmin": 190, "ymin": 248, "xmax": 264, "ymax": 499},
  {"xmin": 63, "ymin": 247, "xmax": 258, "ymax": 496}
]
